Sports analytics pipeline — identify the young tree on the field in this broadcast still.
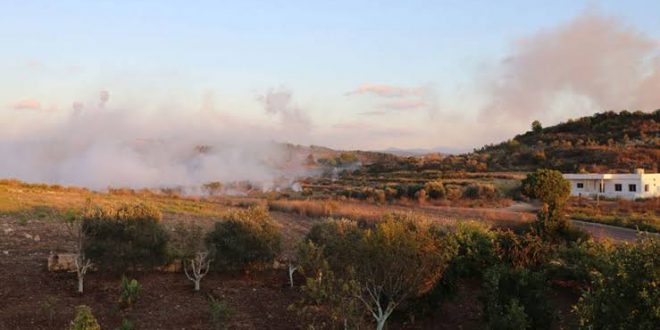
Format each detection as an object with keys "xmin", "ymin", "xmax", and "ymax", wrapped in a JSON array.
[
  {"xmin": 352, "ymin": 218, "xmax": 456, "ymax": 330},
  {"xmin": 531, "ymin": 120, "xmax": 543, "ymax": 133},
  {"xmin": 172, "ymin": 222, "xmax": 212, "ymax": 291},
  {"xmin": 64, "ymin": 210, "xmax": 93, "ymax": 294},
  {"xmin": 521, "ymin": 169, "xmax": 571, "ymax": 229},
  {"xmin": 295, "ymin": 241, "xmax": 364, "ymax": 328},
  {"xmin": 184, "ymin": 251, "xmax": 212, "ymax": 291},
  {"xmin": 303, "ymin": 216, "xmax": 456, "ymax": 330}
]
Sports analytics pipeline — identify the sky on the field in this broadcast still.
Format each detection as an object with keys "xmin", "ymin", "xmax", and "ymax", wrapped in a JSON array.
[{"xmin": 1, "ymin": 0, "xmax": 659, "ymax": 153}]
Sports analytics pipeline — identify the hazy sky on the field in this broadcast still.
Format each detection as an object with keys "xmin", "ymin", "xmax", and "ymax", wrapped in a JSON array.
[{"xmin": 2, "ymin": 0, "xmax": 659, "ymax": 151}]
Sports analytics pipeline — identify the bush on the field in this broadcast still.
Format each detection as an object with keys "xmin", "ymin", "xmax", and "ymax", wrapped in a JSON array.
[
  {"xmin": 304, "ymin": 218, "xmax": 363, "ymax": 271},
  {"xmin": 69, "ymin": 305, "xmax": 101, "ymax": 330},
  {"xmin": 483, "ymin": 265, "xmax": 554, "ymax": 330},
  {"xmin": 119, "ymin": 277, "xmax": 141, "ymax": 308},
  {"xmin": 574, "ymin": 235, "xmax": 659, "ymax": 329},
  {"xmin": 117, "ymin": 318, "xmax": 135, "ymax": 330},
  {"xmin": 414, "ymin": 221, "xmax": 496, "ymax": 314},
  {"xmin": 449, "ymin": 222, "xmax": 498, "ymax": 277},
  {"xmin": 170, "ymin": 222, "xmax": 208, "ymax": 259},
  {"xmin": 424, "ymin": 180, "xmax": 446, "ymax": 199},
  {"xmin": 206, "ymin": 207, "xmax": 282, "ymax": 271},
  {"xmin": 495, "ymin": 230, "xmax": 552, "ymax": 269},
  {"xmin": 209, "ymin": 296, "xmax": 233, "ymax": 330},
  {"xmin": 545, "ymin": 239, "xmax": 612, "ymax": 286},
  {"xmin": 83, "ymin": 203, "xmax": 169, "ymax": 272},
  {"xmin": 299, "ymin": 214, "xmax": 457, "ymax": 330},
  {"xmin": 521, "ymin": 169, "xmax": 571, "ymax": 228},
  {"xmin": 463, "ymin": 183, "xmax": 498, "ymax": 199}
]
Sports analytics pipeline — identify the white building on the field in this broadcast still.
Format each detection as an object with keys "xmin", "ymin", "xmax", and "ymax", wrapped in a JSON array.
[{"xmin": 563, "ymin": 169, "xmax": 660, "ymax": 199}]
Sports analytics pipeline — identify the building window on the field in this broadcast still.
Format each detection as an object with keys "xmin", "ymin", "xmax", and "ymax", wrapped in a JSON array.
[
  {"xmin": 645, "ymin": 184, "xmax": 649, "ymax": 192},
  {"xmin": 628, "ymin": 184, "xmax": 636, "ymax": 192},
  {"xmin": 576, "ymin": 183, "xmax": 584, "ymax": 189},
  {"xmin": 615, "ymin": 184, "xmax": 622, "ymax": 192}
]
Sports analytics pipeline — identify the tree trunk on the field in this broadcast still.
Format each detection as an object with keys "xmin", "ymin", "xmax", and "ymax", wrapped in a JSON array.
[
  {"xmin": 288, "ymin": 264, "xmax": 296, "ymax": 288},
  {"xmin": 375, "ymin": 308, "xmax": 393, "ymax": 330},
  {"xmin": 376, "ymin": 317, "xmax": 386, "ymax": 330},
  {"xmin": 194, "ymin": 279, "xmax": 200, "ymax": 291},
  {"xmin": 77, "ymin": 276, "xmax": 84, "ymax": 293}
]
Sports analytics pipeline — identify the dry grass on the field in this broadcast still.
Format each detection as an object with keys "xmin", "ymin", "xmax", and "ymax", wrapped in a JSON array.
[
  {"xmin": 268, "ymin": 199, "xmax": 382, "ymax": 223},
  {"xmin": 268, "ymin": 198, "xmax": 534, "ymax": 229},
  {"xmin": 0, "ymin": 179, "xmax": 232, "ymax": 222}
]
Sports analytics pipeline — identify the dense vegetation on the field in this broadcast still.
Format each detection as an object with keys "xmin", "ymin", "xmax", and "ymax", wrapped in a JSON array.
[
  {"xmin": 293, "ymin": 216, "xmax": 659, "ymax": 329},
  {"xmin": 360, "ymin": 110, "xmax": 659, "ymax": 173}
]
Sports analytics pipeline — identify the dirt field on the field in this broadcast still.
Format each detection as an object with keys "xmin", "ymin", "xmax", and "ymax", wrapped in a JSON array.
[
  {"xmin": 0, "ymin": 209, "xmax": 503, "ymax": 329},
  {"xmin": 0, "ymin": 181, "xmax": 615, "ymax": 329}
]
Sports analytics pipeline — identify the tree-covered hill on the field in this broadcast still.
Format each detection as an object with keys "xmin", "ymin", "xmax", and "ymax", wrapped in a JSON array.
[{"xmin": 363, "ymin": 110, "xmax": 660, "ymax": 174}]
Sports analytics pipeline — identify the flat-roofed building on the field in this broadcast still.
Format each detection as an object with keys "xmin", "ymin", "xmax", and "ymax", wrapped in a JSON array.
[{"xmin": 563, "ymin": 169, "xmax": 660, "ymax": 199}]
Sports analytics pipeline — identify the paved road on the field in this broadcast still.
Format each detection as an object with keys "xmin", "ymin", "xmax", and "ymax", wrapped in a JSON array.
[
  {"xmin": 571, "ymin": 219, "xmax": 658, "ymax": 242},
  {"xmin": 505, "ymin": 202, "xmax": 657, "ymax": 242}
]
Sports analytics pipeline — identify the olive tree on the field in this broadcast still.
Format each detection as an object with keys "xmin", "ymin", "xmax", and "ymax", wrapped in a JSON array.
[
  {"xmin": 521, "ymin": 169, "xmax": 571, "ymax": 230},
  {"xmin": 353, "ymin": 218, "xmax": 456, "ymax": 330},
  {"xmin": 83, "ymin": 203, "xmax": 169, "ymax": 273},
  {"xmin": 206, "ymin": 207, "xmax": 282, "ymax": 271},
  {"xmin": 299, "ymin": 216, "xmax": 456, "ymax": 330},
  {"xmin": 64, "ymin": 210, "xmax": 93, "ymax": 294}
]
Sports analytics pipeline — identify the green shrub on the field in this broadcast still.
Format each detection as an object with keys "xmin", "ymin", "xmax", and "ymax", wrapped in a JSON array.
[
  {"xmin": 170, "ymin": 222, "xmax": 208, "ymax": 259},
  {"xmin": 83, "ymin": 203, "xmax": 169, "ymax": 272},
  {"xmin": 206, "ymin": 207, "xmax": 281, "ymax": 271},
  {"xmin": 487, "ymin": 298, "xmax": 529, "ymax": 330},
  {"xmin": 412, "ymin": 221, "xmax": 496, "ymax": 315},
  {"xmin": 304, "ymin": 218, "xmax": 363, "ymax": 271},
  {"xmin": 117, "ymin": 318, "xmax": 135, "ymax": 330},
  {"xmin": 521, "ymin": 169, "xmax": 571, "ymax": 229},
  {"xmin": 299, "ymin": 215, "xmax": 457, "ymax": 330},
  {"xmin": 69, "ymin": 305, "xmax": 101, "ymax": 330},
  {"xmin": 424, "ymin": 180, "xmax": 446, "ymax": 199},
  {"xmin": 574, "ymin": 235, "xmax": 659, "ymax": 329},
  {"xmin": 449, "ymin": 222, "xmax": 498, "ymax": 277},
  {"xmin": 209, "ymin": 296, "xmax": 233, "ymax": 330},
  {"xmin": 495, "ymin": 230, "xmax": 552, "ymax": 269},
  {"xmin": 545, "ymin": 239, "xmax": 612, "ymax": 286},
  {"xmin": 463, "ymin": 183, "xmax": 498, "ymax": 199},
  {"xmin": 119, "ymin": 277, "xmax": 141, "ymax": 308},
  {"xmin": 483, "ymin": 265, "xmax": 554, "ymax": 330}
]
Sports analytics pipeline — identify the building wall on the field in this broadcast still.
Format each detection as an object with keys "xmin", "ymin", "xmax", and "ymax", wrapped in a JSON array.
[
  {"xmin": 640, "ymin": 174, "xmax": 660, "ymax": 198},
  {"xmin": 566, "ymin": 173, "xmax": 660, "ymax": 199}
]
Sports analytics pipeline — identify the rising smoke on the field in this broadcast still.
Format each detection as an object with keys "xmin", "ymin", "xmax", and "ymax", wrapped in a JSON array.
[
  {"xmin": 481, "ymin": 11, "xmax": 660, "ymax": 124},
  {"xmin": 0, "ymin": 90, "xmax": 309, "ymax": 191}
]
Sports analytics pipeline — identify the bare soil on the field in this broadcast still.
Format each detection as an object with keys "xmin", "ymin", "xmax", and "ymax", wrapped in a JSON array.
[{"xmin": 0, "ymin": 203, "xmax": 581, "ymax": 329}]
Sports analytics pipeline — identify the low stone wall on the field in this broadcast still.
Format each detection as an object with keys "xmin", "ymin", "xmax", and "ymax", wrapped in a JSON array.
[
  {"xmin": 47, "ymin": 253, "xmax": 77, "ymax": 272},
  {"xmin": 47, "ymin": 253, "xmax": 183, "ymax": 273}
]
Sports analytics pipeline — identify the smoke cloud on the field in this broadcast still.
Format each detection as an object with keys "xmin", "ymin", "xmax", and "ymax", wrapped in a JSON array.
[
  {"xmin": 256, "ymin": 87, "xmax": 311, "ymax": 132},
  {"xmin": 482, "ymin": 11, "xmax": 660, "ymax": 123},
  {"xmin": 0, "ymin": 91, "xmax": 310, "ymax": 191}
]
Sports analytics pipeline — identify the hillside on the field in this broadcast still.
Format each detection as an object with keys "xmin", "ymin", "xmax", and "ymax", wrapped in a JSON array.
[{"xmin": 362, "ymin": 110, "xmax": 660, "ymax": 174}]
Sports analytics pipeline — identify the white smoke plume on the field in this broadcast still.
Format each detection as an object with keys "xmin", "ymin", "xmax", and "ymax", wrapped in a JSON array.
[
  {"xmin": 481, "ymin": 11, "xmax": 660, "ymax": 124},
  {"xmin": 256, "ymin": 87, "xmax": 311, "ymax": 132},
  {"xmin": 0, "ymin": 91, "xmax": 310, "ymax": 191}
]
